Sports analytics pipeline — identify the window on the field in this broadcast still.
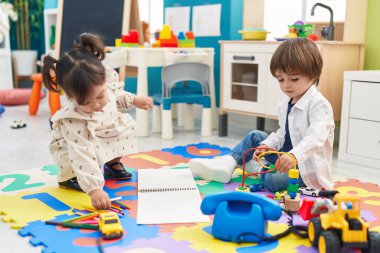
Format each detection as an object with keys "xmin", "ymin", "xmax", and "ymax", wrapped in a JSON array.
[
  {"xmin": 139, "ymin": 0, "xmax": 163, "ymax": 42},
  {"xmin": 305, "ymin": 0, "xmax": 346, "ymax": 23},
  {"xmin": 263, "ymin": 0, "xmax": 346, "ymax": 40}
]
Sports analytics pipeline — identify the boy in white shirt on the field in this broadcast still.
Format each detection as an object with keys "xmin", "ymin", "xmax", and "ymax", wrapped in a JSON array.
[{"xmin": 189, "ymin": 38, "xmax": 335, "ymax": 192}]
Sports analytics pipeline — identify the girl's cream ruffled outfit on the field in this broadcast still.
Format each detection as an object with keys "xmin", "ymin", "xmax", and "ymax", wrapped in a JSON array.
[{"xmin": 50, "ymin": 68, "xmax": 137, "ymax": 193}]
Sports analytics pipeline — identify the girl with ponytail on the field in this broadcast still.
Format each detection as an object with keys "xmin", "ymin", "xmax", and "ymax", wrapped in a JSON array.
[{"xmin": 43, "ymin": 33, "xmax": 153, "ymax": 210}]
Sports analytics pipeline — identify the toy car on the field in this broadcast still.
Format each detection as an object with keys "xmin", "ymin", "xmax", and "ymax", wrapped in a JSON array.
[
  {"xmin": 298, "ymin": 187, "xmax": 319, "ymax": 197},
  {"xmin": 248, "ymin": 183, "xmax": 265, "ymax": 192},
  {"xmin": 308, "ymin": 192, "xmax": 380, "ymax": 252},
  {"xmin": 99, "ymin": 212, "xmax": 123, "ymax": 239},
  {"xmin": 10, "ymin": 120, "xmax": 26, "ymax": 129}
]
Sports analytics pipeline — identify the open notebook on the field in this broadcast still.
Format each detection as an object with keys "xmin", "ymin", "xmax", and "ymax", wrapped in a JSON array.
[{"xmin": 137, "ymin": 169, "xmax": 210, "ymax": 224}]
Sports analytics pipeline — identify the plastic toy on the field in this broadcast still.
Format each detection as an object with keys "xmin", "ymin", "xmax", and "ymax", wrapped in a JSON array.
[
  {"xmin": 0, "ymin": 104, "xmax": 4, "ymax": 115},
  {"xmin": 274, "ymin": 190, "xmax": 286, "ymax": 201},
  {"xmin": 119, "ymin": 30, "xmax": 139, "ymax": 47},
  {"xmin": 299, "ymin": 187, "xmax": 319, "ymax": 197},
  {"xmin": 178, "ymin": 31, "xmax": 195, "ymax": 47},
  {"xmin": 239, "ymin": 28, "xmax": 270, "ymax": 40},
  {"xmin": 153, "ymin": 25, "xmax": 197, "ymax": 48},
  {"xmin": 201, "ymin": 191, "xmax": 283, "ymax": 242},
  {"xmin": 284, "ymin": 166, "xmax": 301, "ymax": 212},
  {"xmin": 288, "ymin": 21, "xmax": 315, "ymax": 38},
  {"xmin": 308, "ymin": 191, "xmax": 380, "ymax": 252},
  {"xmin": 10, "ymin": 120, "xmax": 26, "ymax": 129},
  {"xmin": 248, "ymin": 181, "xmax": 265, "ymax": 192},
  {"xmin": 98, "ymin": 212, "xmax": 123, "ymax": 239}
]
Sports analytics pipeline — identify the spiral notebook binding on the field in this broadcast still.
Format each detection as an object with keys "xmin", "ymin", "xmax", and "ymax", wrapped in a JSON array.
[{"xmin": 138, "ymin": 187, "xmax": 197, "ymax": 193}]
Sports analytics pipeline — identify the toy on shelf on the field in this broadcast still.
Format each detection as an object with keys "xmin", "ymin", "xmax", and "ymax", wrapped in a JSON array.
[
  {"xmin": 152, "ymin": 24, "xmax": 196, "ymax": 48},
  {"xmin": 308, "ymin": 190, "xmax": 380, "ymax": 252},
  {"xmin": 289, "ymin": 21, "xmax": 315, "ymax": 38},
  {"xmin": 178, "ymin": 31, "xmax": 195, "ymax": 47},
  {"xmin": 117, "ymin": 29, "xmax": 139, "ymax": 47},
  {"xmin": 153, "ymin": 25, "xmax": 178, "ymax": 47},
  {"xmin": 282, "ymin": 21, "xmax": 318, "ymax": 41}
]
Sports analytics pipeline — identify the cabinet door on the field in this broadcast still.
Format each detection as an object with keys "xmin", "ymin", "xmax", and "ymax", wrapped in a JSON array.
[
  {"xmin": 223, "ymin": 52, "xmax": 267, "ymax": 114},
  {"xmin": 265, "ymin": 54, "xmax": 287, "ymax": 117}
]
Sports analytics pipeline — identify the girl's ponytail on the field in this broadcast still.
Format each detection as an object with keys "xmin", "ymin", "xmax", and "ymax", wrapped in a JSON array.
[
  {"xmin": 74, "ymin": 33, "xmax": 105, "ymax": 61},
  {"xmin": 42, "ymin": 55, "xmax": 60, "ymax": 93}
]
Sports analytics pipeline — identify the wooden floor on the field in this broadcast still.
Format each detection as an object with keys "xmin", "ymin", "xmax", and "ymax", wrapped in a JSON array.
[{"xmin": 0, "ymin": 97, "xmax": 379, "ymax": 253}]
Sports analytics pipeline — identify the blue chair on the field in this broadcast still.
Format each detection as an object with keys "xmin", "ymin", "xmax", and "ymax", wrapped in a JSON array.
[{"xmin": 152, "ymin": 62, "xmax": 212, "ymax": 139}]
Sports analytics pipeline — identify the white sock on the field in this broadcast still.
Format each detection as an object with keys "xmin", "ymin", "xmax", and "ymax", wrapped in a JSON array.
[{"xmin": 189, "ymin": 155, "xmax": 237, "ymax": 183}]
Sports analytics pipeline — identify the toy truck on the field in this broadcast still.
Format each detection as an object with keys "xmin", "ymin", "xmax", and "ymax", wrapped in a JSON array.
[
  {"xmin": 99, "ymin": 212, "xmax": 123, "ymax": 239},
  {"xmin": 308, "ymin": 193, "xmax": 380, "ymax": 253}
]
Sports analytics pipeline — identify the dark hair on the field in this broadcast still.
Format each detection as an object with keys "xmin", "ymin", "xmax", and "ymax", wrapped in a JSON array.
[
  {"xmin": 42, "ymin": 33, "xmax": 106, "ymax": 105},
  {"xmin": 270, "ymin": 38, "xmax": 323, "ymax": 86}
]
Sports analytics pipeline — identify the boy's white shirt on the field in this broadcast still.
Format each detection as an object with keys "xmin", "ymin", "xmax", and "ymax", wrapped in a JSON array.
[{"xmin": 261, "ymin": 85, "xmax": 335, "ymax": 190}]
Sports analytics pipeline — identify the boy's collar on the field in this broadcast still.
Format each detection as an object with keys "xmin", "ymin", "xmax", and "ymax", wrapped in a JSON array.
[{"xmin": 291, "ymin": 85, "xmax": 317, "ymax": 110}]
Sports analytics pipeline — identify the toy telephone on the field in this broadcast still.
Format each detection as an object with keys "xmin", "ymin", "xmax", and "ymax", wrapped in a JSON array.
[{"xmin": 201, "ymin": 191, "xmax": 282, "ymax": 243}]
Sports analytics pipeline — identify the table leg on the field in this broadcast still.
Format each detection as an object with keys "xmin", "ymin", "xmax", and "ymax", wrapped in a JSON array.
[
  {"xmin": 209, "ymin": 69, "xmax": 217, "ymax": 130},
  {"xmin": 136, "ymin": 66, "xmax": 149, "ymax": 137}
]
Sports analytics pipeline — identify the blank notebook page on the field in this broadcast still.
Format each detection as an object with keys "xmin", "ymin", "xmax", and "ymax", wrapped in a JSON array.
[{"xmin": 137, "ymin": 168, "xmax": 210, "ymax": 224}]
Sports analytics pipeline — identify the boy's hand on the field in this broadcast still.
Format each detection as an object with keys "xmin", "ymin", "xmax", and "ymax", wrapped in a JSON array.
[
  {"xmin": 133, "ymin": 96, "xmax": 153, "ymax": 110},
  {"xmin": 253, "ymin": 145, "xmax": 269, "ymax": 161},
  {"xmin": 89, "ymin": 189, "xmax": 111, "ymax": 210},
  {"xmin": 275, "ymin": 154, "xmax": 296, "ymax": 173}
]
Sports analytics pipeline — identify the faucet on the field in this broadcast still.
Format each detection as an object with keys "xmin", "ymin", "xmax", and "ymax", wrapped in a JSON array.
[{"xmin": 311, "ymin": 3, "xmax": 334, "ymax": 41}]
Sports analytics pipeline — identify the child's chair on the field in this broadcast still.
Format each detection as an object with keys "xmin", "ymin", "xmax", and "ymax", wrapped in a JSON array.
[
  {"xmin": 29, "ymin": 73, "xmax": 61, "ymax": 116},
  {"xmin": 152, "ymin": 62, "xmax": 212, "ymax": 139}
]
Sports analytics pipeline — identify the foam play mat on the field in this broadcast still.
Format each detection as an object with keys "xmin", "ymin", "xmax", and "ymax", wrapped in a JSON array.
[{"xmin": 1, "ymin": 143, "xmax": 380, "ymax": 253}]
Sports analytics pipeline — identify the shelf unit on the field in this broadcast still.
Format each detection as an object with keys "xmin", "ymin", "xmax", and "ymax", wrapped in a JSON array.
[
  {"xmin": 43, "ymin": 8, "xmax": 58, "ymax": 55},
  {"xmin": 338, "ymin": 71, "xmax": 380, "ymax": 169}
]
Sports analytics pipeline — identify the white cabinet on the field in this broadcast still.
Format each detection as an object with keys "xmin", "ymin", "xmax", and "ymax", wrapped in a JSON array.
[{"xmin": 338, "ymin": 71, "xmax": 380, "ymax": 168}]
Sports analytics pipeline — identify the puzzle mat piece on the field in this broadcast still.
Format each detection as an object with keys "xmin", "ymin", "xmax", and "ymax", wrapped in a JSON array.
[
  {"xmin": 121, "ymin": 150, "xmax": 189, "ymax": 169},
  {"xmin": 335, "ymin": 179, "xmax": 380, "ymax": 228},
  {"xmin": 19, "ymin": 212, "xmax": 160, "ymax": 253},
  {"xmin": 104, "ymin": 169, "xmax": 138, "ymax": 201},
  {"xmin": 162, "ymin": 142, "xmax": 231, "ymax": 159},
  {"xmin": 0, "ymin": 165, "xmax": 59, "ymax": 196},
  {"xmin": 170, "ymin": 221, "xmax": 313, "ymax": 253},
  {"xmin": 0, "ymin": 187, "xmax": 91, "ymax": 229},
  {"xmin": 108, "ymin": 232, "xmax": 210, "ymax": 253}
]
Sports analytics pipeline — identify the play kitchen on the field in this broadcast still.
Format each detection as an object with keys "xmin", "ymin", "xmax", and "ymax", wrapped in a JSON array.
[{"xmin": 218, "ymin": 40, "xmax": 364, "ymax": 136}]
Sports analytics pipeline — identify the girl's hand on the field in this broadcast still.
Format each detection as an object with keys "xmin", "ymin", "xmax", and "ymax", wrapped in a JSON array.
[
  {"xmin": 253, "ymin": 145, "xmax": 269, "ymax": 161},
  {"xmin": 89, "ymin": 189, "xmax": 111, "ymax": 210},
  {"xmin": 133, "ymin": 96, "xmax": 153, "ymax": 110},
  {"xmin": 275, "ymin": 153, "xmax": 296, "ymax": 173}
]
